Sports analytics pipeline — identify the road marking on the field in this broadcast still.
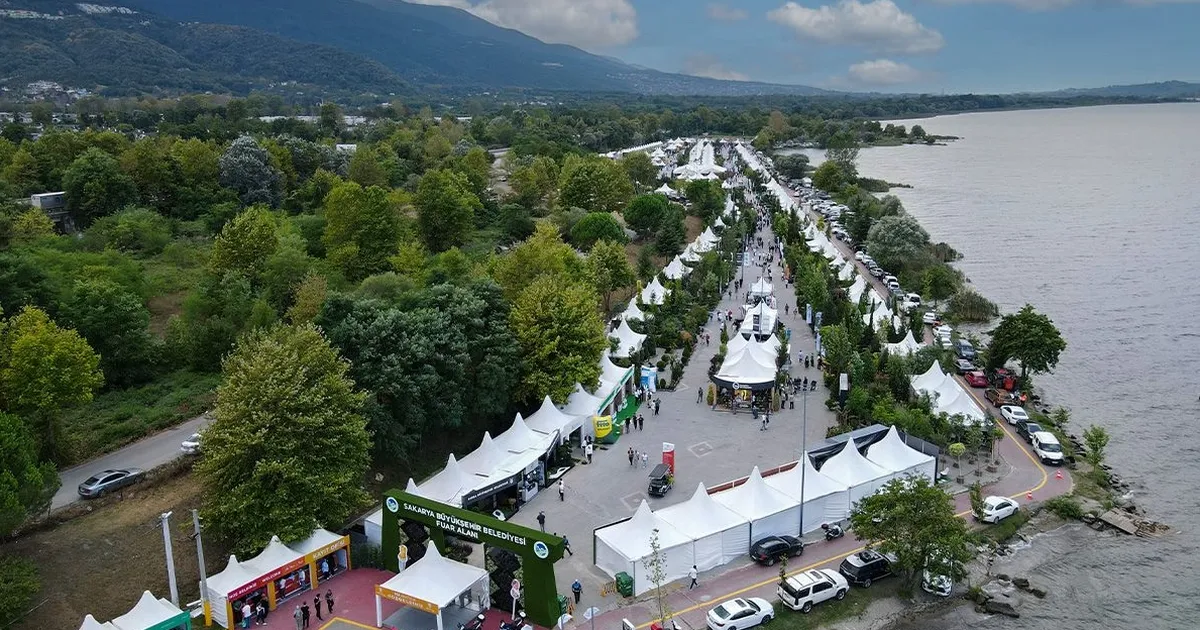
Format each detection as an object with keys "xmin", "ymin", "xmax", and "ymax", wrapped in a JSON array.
[
  {"xmin": 689, "ymin": 442, "xmax": 714, "ymax": 458},
  {"xmin": 622, "ymin": 491, "xmax": 649, "ymax": 511},
  {"xmin": 320, "ymin": 618, "xmax": 376, "ymax": 630}
]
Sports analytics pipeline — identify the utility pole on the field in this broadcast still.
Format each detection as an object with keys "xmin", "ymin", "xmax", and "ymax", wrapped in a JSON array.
[
  {"xmin": 160, "ymin": 511, "xmax": 179, "ymax": 606},
  {"xmin": 799, "ymin": 387, "xmax": 809, "ymax": 535},
  {"xmin": 193, "ymin": 510, "xmax": 210, "ymax": 624}
]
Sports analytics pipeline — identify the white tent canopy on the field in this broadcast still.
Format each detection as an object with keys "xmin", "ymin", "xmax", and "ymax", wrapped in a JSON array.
[
  {"xmin": 594, "ymin": 501, "xmax": 694, "ymax": 595},
  {"xmin": 866, "ymin": 427, "xmax": 937, "ymax": 482},
  {"xmin": 526, "ymin": 395, "xmax": 587, "ymax": 440},
  {"xmin": 663, "ymin": 256, "xmax": 690, "ymax": 280},
  {"xmin": 493, "ymin": 414, "xmax": 556, "ymax": 459},
  {"xmin": 740, "ymin": 302, "xmax": 778, "ymax": 336},
  {"xmin": 714, "ymin": 216, "xmax": 726, "ymax": 228},
  {"xmin": 692, "ymin": 234, "xmax": 715, "ymax": 253},
  {"xmin": 933, "ymin": 386, "xmax": 988, "ymax": 424},
  {"xmin": 244, "ymin": 535, "xmax": 305, "ymax": 576},
  {"xmin": 817, "ymin": 442, "xmax": 897, "ymax": 510},
  {"xmin": 680, "ymin": 245, "xmax": 701, "ymax": 263},
  {"xmin": 838, "ymin": 260, "xmax": 856, "ymax": 281},
  {"xmin": 715, "ymin": 343, "xmax": 778, "ymax": 388},
  {"xmin": 109, "ymin": 591, "xmax": 187, "ymax": 630},
  {"xmin": 700, "ymin": 226, "xmax": 719, "ymax": 245},
  {"xmin": 655, "ymin": 184, "xmax": 675, "ymax": 195},
  {"xmin": 621, "ymin": 300, "xmax": 646, "ymax": 322},
  {"xmin": 847, "ymin": 276, "xmax": 868, "ymax": 304},
  {"xmin": 764, "ymin": 458, "xmax": 852, "ymax": 534},
  {"xmin": 204, "ymin": 555, "xmax": 264, "ymax": 629},
  {"xmin": 409, "ymin": 455, "xmax": 472, "ymax": 505},
  {"xmin": 641, "ymin": 277, "xmax": 670, "ymax": 305},
  {"xmin": 656, "ymin": 484, "xmax": 751, "ymax": 571},
  {"xmin": 885, "ymin": 330, "xmax": 924, "ymax": 355},
  {"xmin": 78, "ymin": 615, "xmax": 120, "ymax": 630},
  {"xmin": 726, "ymin": 333, "xmax": 782, "ymax": 358},
  {"xmin": 749, "ymin": 277, "xmax": 773, "ymax": 298},
  {"xmin": 911, "ymin": 361, "xmax": 947, "ymax": 394},
  {"xmin": 712, "ymin": 467, "xmax": 801, "ymax": 540},
  {"xmin": 375, "ymin": 541, "xmax": 489, "ymax": 630},
  {"xmin": 610, "ymin": 319, "xmax": 647, "ymax": 358},
  {"xmin": 563, "ymin": 382, "xmax": 606, "ymax": 417}
]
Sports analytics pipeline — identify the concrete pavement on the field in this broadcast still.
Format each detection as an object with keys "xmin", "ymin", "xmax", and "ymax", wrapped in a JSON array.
[{"xmin": 51, "ymin": 412, "xmax": 211, "ymax": 509}]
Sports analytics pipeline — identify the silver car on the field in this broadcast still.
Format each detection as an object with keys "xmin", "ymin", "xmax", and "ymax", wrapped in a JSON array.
[{"xmin": 77, "ymin": 468, "xmax": 144, "ymax": 498}]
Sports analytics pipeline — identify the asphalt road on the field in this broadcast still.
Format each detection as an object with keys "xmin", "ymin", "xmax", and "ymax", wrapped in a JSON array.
[{"xmin": 50, "ymin": 413, "xmax": 211, "ymax": 509}]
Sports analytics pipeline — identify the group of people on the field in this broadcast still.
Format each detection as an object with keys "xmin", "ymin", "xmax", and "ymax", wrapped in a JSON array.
[
  {"xmin": 289, "ymin": 590, "xmax": 334, "ymax": 629},
  {"xmin": 627, "ymin": 447, "xmax": 650, "ymax": 468},
  {"xmin": 623, "ymin": 413, "xmax": 646, "ymax": 433}
]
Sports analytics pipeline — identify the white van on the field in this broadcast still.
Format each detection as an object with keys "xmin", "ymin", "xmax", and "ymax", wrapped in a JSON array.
[{"xmin": 1031, "ymin": 432, "xmax": 1065, "ymax": 465}]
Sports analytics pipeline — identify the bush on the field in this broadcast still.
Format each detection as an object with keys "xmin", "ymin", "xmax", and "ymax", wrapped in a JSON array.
[
  {"xmin": 83, "ymin": 207, "xmax": 172, "ymax": 255},
  {"xmin": 569, "ymin": 212, "xmax": 626, "ymax": 250},
  {"xmin": 0, "ymin": 554, "xmax": 39, "ymax": 627},
  {"xmin": 1044, "ymin": 495, "xmax": 1085, "ymax": 520},
  {"xmin": 946, "ymin": 288, "xmax": 999, "ymax": 323}
]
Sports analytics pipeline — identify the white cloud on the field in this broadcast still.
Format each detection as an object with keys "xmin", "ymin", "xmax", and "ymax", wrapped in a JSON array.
[
  {"xmin": 406, "ymin": 0, "xmax": 638, "ymax": 49},
  {"xmin": 847, "ymin": 58, "xmax": 923, "ymax": 84},
  {"xmin": 767, "ymin": 0, "xmax": 944, "ymax": 54},
  {"xmin": 930, "ymin": 0, "xmax": 1196, "ymax": 8},
  {"xmin": 682, "ymin": 54, "xmax": 750, "ymax": 81},
  {"xmin": 706, "ymin": 3, "xmax": 749, "ymax": 20}
]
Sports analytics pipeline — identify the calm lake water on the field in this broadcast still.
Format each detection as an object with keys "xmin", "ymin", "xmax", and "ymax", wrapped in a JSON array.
[{"xmin": 788, "ymin": 103, "xmax": 1200, "ymax": 628}]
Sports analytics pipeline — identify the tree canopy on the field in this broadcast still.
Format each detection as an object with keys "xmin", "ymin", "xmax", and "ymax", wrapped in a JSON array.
[
  {"xmin": 323, "ymin": 181, "xmax": 403, "ymax": 280},
  {"xmin": 570, "ymin": 212, "xmax": 627, "ymax": 250},
  {"xmin": 986, "ymin": 304, "xmax": 1067, "ymax": 380},
  {"xmin": 866, "ymin": 214, "xmax": 930, "ymax": 271},
  {"xmin": 415, "ymin": 168, "xmax": 481, "ymax": 253},
  {"xmin": 623, "ymin": 193, "xmax": 670, "ymax": 238},
  {"xmin": 0, "ymin": 412, "xmax": 59, "ymax": 535},
  {"xmin": 510, "ymin": 275, "xmax": 607, "ymax": 403},
  {"xmin": 62, "ymin": 147, "xmax": 137, "ymax": 226},
  {"xmin": 558, "ymin": 154, "xmax": 633, "ymax": 215}
]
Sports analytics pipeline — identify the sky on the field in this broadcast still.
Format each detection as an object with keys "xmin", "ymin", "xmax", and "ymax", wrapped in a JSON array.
[{"xmin": 406, "ymin": 0, "xmax": 1200, "ymax": 93}]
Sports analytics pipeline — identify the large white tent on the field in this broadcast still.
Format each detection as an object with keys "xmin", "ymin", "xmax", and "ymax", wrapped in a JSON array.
[
  {"xmin": 911, "ymin": 361, "xmax": 948, "ymax": 394},
  {"xmin": 374, "ymin": 541, "xmax": 489, "ymax": 630},
  {"xmin": 563, "ymin": 382, "xmax": 606, "ymax": 417},
  {"xmin": 663, "ymin": 256, "xmax": 690, "ymax": 280},
  {"xmin": 692, "ymin": 234, "xmax": 715, "ymax": 253},
  {"xmin": 764, "ymin": 458, "xmax": 852, "ymax": 534},
  {"xmin": 933, "ymin": 387, "xmax": 988, "ymax": 425},
  {"xmin": 109, "ymin": 591, "xmax": 190, "ymax": 630},
  {"xmin": 847, "ymin": 276, "xmax": 869, "ymax": 304},
  {"xmin": 641, "ymin": 277, "xmax": 670, "ymax": 305},
  {"xmin": 740, "ymin": 302, "xmax": 778, "ymax": 336},
  {"xmin": 525, "ymin": 395, "xmax": 587, "ymax": 441},
  {"xmin": 78, "ymin": 616, "xmax": 121, "ymax": 630},
  {"xmin": 408, "ymin": 455, "xmax": 472, "ymax": 505},
  {"xmin": 817, "ymin": 442, "xmax": 897, "ymax": 510},
  {"xmin": 204, "ymin": 556, "xmax": 260, "ymax": 628},
  {"xmin": 749, "ymin": 277, "xmax": 773, "ymax": 298},
  {"xmin": 714, "ymin": 343, "xmax": 778, "ymax": 390},
  {"xmin": 863, "ymin": 303, "xmax": 893, "ymax": 329},
  {"xmin": 493, "ymin": 414, "xmax": 556, "ymax": 460},
  {"xmin": 610, "ymin": 319, "xmax": 647, "ymax": 358},
  {"xmin": 621, "ymin": 300, "xmax": 646, "ymax": 322},
  {"xmin": 712, "ymin": 467, "xmax": 802, "ymax": 540},
  {"xmin": 700, "ymin": 226, "xmax": 720, "ymax": 246},
  {"xmin": 680, "ymin": 244, "xmax": 701, "ymax": 263},
  {"xmin": 655, "ymin": 183, "xmax": 676, "ymax": 196},
  {"xmin": 838, "ymin": 260, "xmax": 856, "ymax": 281},
  {"xmin": 594, "ymin": 501, "xmax": 694, "ymax": 595},
  {"xmin": 866, "ymin": 426, "xmax": 937, "ymax": 482},
  {"xmin": 726, "ymin": 332, "xmax": 782, "ymax": 358},
  {"xmin": 885, "ymin": 330, "xmax": 924, "ymax": 355},
  {"xmin": 656, "ymin": 484, "xmax": 751, "ymax": 572}
]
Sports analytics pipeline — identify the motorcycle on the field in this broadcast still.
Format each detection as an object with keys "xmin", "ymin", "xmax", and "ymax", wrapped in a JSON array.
[
  {"xmin": 821, "ymin": 523, "xmax": 844, "ymax": 541},
  {"xmin": 499, "ymin": 612, "xmax": 527, "ymax": 630},
  {"xmin": 458, "ymin": 613, "xmax": 486, "ymax": 630}
]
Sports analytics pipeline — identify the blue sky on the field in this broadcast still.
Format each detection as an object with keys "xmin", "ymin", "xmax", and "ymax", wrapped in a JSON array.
[{"xmin": 412, "ymin": 0, "xmax": 1200, "ymax": 92}]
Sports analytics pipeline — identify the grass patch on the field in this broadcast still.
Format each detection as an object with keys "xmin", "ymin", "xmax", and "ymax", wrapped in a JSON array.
[
  {"xmin": 60, "ymin": 370, "xmax": 220, "ymax": 464},
  {"xmin": 977, "ymin": 509, "xmax": 1031, "ymax": 544},
  {"xmin": 1068, "ymin": 464, "xmax": 1112, "ymax": 505},
  {"xmin": 1043, "ymin": 495, "xmax": 1084, "ymax": 520},
  {"xmin": 769, "ymin": 579, "xmax": 900, "ymax": 630}
]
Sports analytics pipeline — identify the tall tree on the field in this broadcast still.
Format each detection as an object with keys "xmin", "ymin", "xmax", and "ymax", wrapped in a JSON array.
[
  {"xmin": 570, "ymin": 212, "xmax": 627, "ymax": 250},
  {"xmin": 414, "ymin": 169, "xmax": 480, "ymax": 253},
  {"xmin": 219, "ymin": 135, "xmax": 283, "ymax": 207},
  {"xmin": 810, "ymin": 160, "xmax": 847, "ymax": 193},
  {"xmin": 685, "ymin": 179, "xmax": 723, "ymax": 223},
  {"xmin": 623, "ymin": 194, "xmax": 669, "ymax": 237},
  {"xmin": 61, "ymin": 147, "xmax": 137, "ymax": 226},
  {"xmin": 654, "ymin": 207, "xmax": 686, "ymax": 257},
  {"xmin": 323, "ymin": 182, "xmax": 402, "ymax": 281},
  {"xmin": 209, "ymin": 205, "xmax": 279, "ymax": 282},
  {"xmin": 61, "ymin": 279, "xmax": 157, "ymax": 388},
  {"xmin": 986, "ymin": 304, "xmax": 1067, "ymax": 380},
  {"xmin": 849, "ymin": 476, "xmax": 973, "ymax": 590},
  {"xmin": 922, "ymin": 264, "xmax": 960, "ymax": 309},
  {"xmin": 558, "ymin": 154, "xmax": 634, "ymax": 215},
  {"xmin": 491, "ymin": 223, "xmax": 586, "ymax": 302},
  {"xmin": 866, "ymin": 215, "xmax": 930, "ymax": 270},
  {"xmin": 197, "ymin": 324, "xmax": 369, "ymax": 555},
  {"xmin": 587, "ymin": 239, "xmax": 635, "ymax": 312},
  {"xmin": 509, "ymin": 155, "xmax": 559, "ymax": 212},
  {"xmin": 619, "ymin": 152, "xmax": 658, "ymax": 191},
  {"xmin": 818, "ymin": 324, "xmax": 854, "ymax": 376},
  {"xmin": 824, "ymin": 130, "xmax": 860, "ymax": 180},
  {"xmin": 0, "ymin": 412, "xmax": 59, "ymax": 534},
  {"xmin": 510, "ymin": 275, "xmax": 607, "ymax": 403}
]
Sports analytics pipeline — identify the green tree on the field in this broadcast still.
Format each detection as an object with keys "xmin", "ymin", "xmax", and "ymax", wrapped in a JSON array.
[
  {"xmin": 491, "ymin": 223, "xmax": 586, "ymax": 302},
  {"xmin": 455, "ymin": 146, "xmax": 492, "ymax": 199},
  {"xmin": 209, "ymin": 205, "xmax": 279, "ymax": 282},
  {"xmin": 922, "ymin": 264, "xmax": 960, "ymax": 309},
  {"xmin": 910, "ymin": 125, "xmax": 927, "ymax": 140},
  {"xmin": 685, "ymin": 179, "xmax": 723, "ymax": 223},
  {"xmin": 2, "ymin": 148, "xmax": 42, "ymax": 196},
  {"xmin": 498, "ymin": 203, "xmax": 536, "ymax": 244},
  {"xmin": 173, "ymin": 273, "xmax": 255, "ymax": 372},
  {"xmin": 619, "ymin": 152, "xmax": 658, "ymax": 191},
  {"xmin": 587, "ymin": 239, "xmax": 635, "ymax": 312},
  {"xmin": 558, "ymin": 154, "xmax": 633, "ymax": 215},
  {"xmin": 774, "ymin": 153, "xmax": 810, "ymax": 180},
  {"xmin": 866, "ymin": 215, "xmax": 930, "ymax": 271},
  {"xmin": 818, "ymin": 324, "xmax": 853, "ymax": 375},
  {"xmin": 509, "ymin": 155, "xmax": 559, "ymax": 211},
  {"xmin": 319, "ymin": 102, "xmax": 345, "ymax": 138},
  {"xmin": 654, "ymin": 207, "xmax": 686, "ymax": 257},
  {"xmin": 985, "ymin": 304, "xmax": 1067, "ymax": 380},
  {"xmin": 570, "ymin": 212, "xmax": 627, "ymax": 250},
  {"xmin": 825, "ymin": 130, "xmax": 860, "ymax": 179},
  {"xmin": 120, "ymin": 137, "xmax": 179, "ymax": 215},
  {"xmin": 84, "ymin": 207, "xmax": 172, "ymax": 255},
  {"xmin": 323, "ymin": 182, "xmax": 402, "ymax": 280},
  {"xmin": 510, "ymin": 275, "xmax": 607, "ymax": 403},
  {"xmin": 197, "ymin": 324, "xmax": 370, "ymax": 554},
  {"xmin": 849, "ymin": 476, "xmax": 973, "ymax": 590},
  {"xmin": 0, "ymin": 555, "xmax": 40, "ymax": 629},
  {"xmin": 623, "ymin": 194, "xmax": 669, "ymax": 237},
  {"xmin": 811, "ymin": 160, "xmax": 847, "ymax": 193},
  {"xmin": 0, "ymin": 412, "xmax": 59, "ymax": 533},
  {"xmin": 1082, "ymin": 424, "xmax": 1110, "ymax": 475},
  {"xmin": 219, "ymin": 135, "xmax": 283, "ymax": 207},
  {"xmin": 170, "ymin": 138, "xmax": 224, "ymax": 219},
  {"xmin": 261, "ymin": 233, "xmax": 315, "ymax": 312},
  {"xmin": 9, "ymin": 209, "xmax": 55, "ymax": 243},
  {"xmin": 286, "ymin": 272, "xmax": 329, "ymax": 325},
  {"xmin": 61, "ymin": 147, "xmax": 137, "ymax": 226},
  {"xmin": 61, "ymin": 279, "xmax": 157, "ymax": 388},
  {"xmin": 0, "ymin": 306, "xmax": 103, "ymax": 461},
  {"xmin": 347, "ymin": 145, "xmax": 389, "ymax": 188},
  {"xmin": 968, "ymin": 480, "xmax": 984, "ymax": 517},
  {"xmin": 414, "ymin": 169, "xmax": 480, "ymax": 253}
]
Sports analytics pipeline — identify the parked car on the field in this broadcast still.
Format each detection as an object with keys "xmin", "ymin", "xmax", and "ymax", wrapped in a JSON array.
[
  {"xmin": 933, "ymin": 324, "xmax": 953, "ymax": 338},
  {"xmin": 1016, "ymin": 420, "xmax": 1043, "ymax": 442},
  {"xmin": 953, "ymin": 358, "xmax": 976, "ymax": 374},
  {"xmin": 976, "ymin": 496, "xmax": 1019, "ymax": 523},
  {"xmin": 999, "ymin": 405, "xmax": 1029, "ymax": 425},
  {"xmin": 1031, "ymin": 432, "xmax": 1065, "ymax": 465},
  {"xmin": 922, "ymin": 311, "xmax": 939, "ymax": 325},
  {"xmin": 181, "ymin": 433, "xmax": 202, "ymax": 455},
  {"xmin": 903, "ymin": 294, "xmax": 922, "ymax": 309},
  {"xmin": 750, "ymin": 535, "xmax": 804, "ymax": 566},
  {"xmin": 855, "ymin": 251, "xmax": 866, "ymax": 262},
  {"xmin": 778, "ymin": 570, "xmax": 848, "ymax": 613},
  {"xmin": 886, "ymin": 279, "xmax": 901, "ymax": 292},
  {"xmin": 870, "ymin": 267, "xmax": 885, "ymax": 278},
  {"xmin": 838, "ymin": 550, "xmax": 895, "ymax": 588},
  {"xmin": 953, "ymin": 340, "xmax": 977, "ymax": 361},
  {"xmin": 964, "ymin": 371, "xmax": 988, "ymax": 388},
  {"xmin": 921, "ymin": 557, "xmax": 952, "ymax": 597},
  {"xmin": 985, "ymin": 388, "xmax": 1019, "ymax": 408},
  {"xmin": 883, "ymin": 275, "xmax": 898, "ymax": 286},
  {"xmin": 78, "ymin": 468, "xmax": 144, "ymax": 498},
  {"xmin": 706, "ymin": 598, "xmax": 774, "ymax": 630}
]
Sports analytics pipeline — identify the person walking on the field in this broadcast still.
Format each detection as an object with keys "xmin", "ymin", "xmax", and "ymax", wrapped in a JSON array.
[
  {"xmin": 688, "ymin": 565, "xmax": 699, "ymax": 589},
  {"xmin": 325, "ymin": 590, "xmax": 334, "ymax": 615},
  {"xmin": 571, "ymin": 579, "xmax": 583, "ymax": 604},
  {"xmin": 255, "ymin": 602, "xmax": 266, "ymax": 626},
  {"xmin": 642, "ymin": 452, "xmax": 649, "ymax": 468},
  {"xmin": 760, "ymin": 414, "xmax": 768, "ymax": 431},
  {"xmin": 313, "ymin": 595, "xmax": 323, "ymax": 621},
  {"xmin": 537, "ymin": 510, "xmax": 546, "ymax": 532},
  {"xmin": 697, "ymin": 387, "xmax": 703, "ymax": 403},
  {"xmin": 560, "ymin": 534, "xmax": 573, "ymax": 556},
  {"xmin": 293, "ymin": 606, "xmax": 303, "ymax": 630},
  {"xmin": 300, "ymin": 602, "xmax": 310, "ymax": 629},
  {"xmin": 558, "ymin": 479, "xmax": 565, "ymax": 501},
  {"xmin": 584, "ymin": 442, "xmax": 593, "ymax": 464},
  {"xmin": 655, "ymin": 398, "xmax": 661, "ymax": 415},
  {"xmin": 628, "ymin": 447, "xmax": 634, "ymax": 467},
  {"xmin": 638, "ymin": 415, "xmax": 643, "ymax": 430}
]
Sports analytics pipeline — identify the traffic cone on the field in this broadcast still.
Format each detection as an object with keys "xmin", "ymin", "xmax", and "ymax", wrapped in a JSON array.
[
  {"xmin": 1055, "ymin": 470, "xmax": 1063, "ymax": 480},
  {"xmin": 1026, "ymin": 491, "xmax": 1033, "ymax": 501}
]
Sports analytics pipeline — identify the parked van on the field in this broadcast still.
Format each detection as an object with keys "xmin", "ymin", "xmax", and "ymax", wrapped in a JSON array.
[{"xmin": 1031, "ymin": 432, "xmax": 1065, "ymax": 465}]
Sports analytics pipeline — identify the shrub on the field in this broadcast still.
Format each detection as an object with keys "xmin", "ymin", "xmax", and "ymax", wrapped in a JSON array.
[
  {"xmin": 1044, "ymin": 495, "xmax": 1085, "ymax": 520},
  {"xmin": 84, "ymin": 207, "xmax": 172, "ymax": 255},
  {"xmin": 946, "ymin": 288, "xmax": 999, "ymax": 323}
]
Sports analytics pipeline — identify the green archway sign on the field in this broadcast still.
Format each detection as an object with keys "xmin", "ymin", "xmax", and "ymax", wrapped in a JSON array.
[{"xmin": 381, "ymin": 490, "xmax": 565, "ymax": 627}]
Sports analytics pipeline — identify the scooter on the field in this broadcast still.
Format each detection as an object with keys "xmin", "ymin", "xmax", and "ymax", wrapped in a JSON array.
[
  {"xmin": 822, "ymin": 523, "xmax": 844, "ymax": 541},
  {"xmin": 458, "ymin": 613, "xmax": 486, "ymax": 630},
  {"xmin": 499, "ymin": 612, "xmax": 527, "ymax": 630}
]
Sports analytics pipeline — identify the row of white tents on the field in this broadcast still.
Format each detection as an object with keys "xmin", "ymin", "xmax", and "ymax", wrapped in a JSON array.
[
  {"xmin": 594, "ymin": 427, "xmax": 936, "ymax": 594},
  {"xmin": 674, "ymin": 140, "xmax": 727, "ymax": 180},
  {"xmin": 911, "ymin": 361, "xmax": 988, "ymax": 424}
]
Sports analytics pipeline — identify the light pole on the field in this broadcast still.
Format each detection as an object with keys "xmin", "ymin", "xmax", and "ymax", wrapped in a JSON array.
[
  {"xmin": 192, "ymin": 509, "xmax": 211, "ymax": 624},
  {"xmin": 160, "ymin": 511, "xmax": 179, "ymax": 606},
  {"xmin": 798, "ymin": 387, "xmax": 808, "ymax": 535}
]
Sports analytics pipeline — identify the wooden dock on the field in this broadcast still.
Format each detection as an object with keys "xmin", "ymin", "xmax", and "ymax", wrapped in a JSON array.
[{"xmin": 1098, "ymin": 509, "xmax": 1171, "ymax": 538}]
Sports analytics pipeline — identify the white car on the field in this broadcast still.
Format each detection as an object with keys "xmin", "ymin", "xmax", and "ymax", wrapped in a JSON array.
[
  {"xmin": 933, "ymin": 324, "xmax": 953, "ymax": 338},
  {"xmin": 777, "ymin": 570, "xmax": 848, "ymax": 613},
  {"xmin": 180, "ymin": 433, "xmax": 202, "ymax": 455},
  {"xmin": 999, "ymin": 405, "xmax": 1029, "ymax": 425},
  {"xmin": 706, "ymin": 597, "xmax": 774, "ymax": 630},
  {"xmin": 977, "ymin": 496, "xmax": 1019, "ymax": 523},
  {"xmin": 1031, "ymin": 431, "xmax": 1065, "ymax": 465},
  {"xmin": 855, "ymin": 251, "xmax": 866, "ymax": 262},
  {"xmin": 922, "ymin": 311, "xmax": 938, "ymax": 325}
]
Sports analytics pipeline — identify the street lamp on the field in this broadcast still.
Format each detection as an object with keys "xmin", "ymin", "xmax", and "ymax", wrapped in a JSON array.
[{"xmin": 798, "ymin": 386, "xmax": 809, "ymax": 535}]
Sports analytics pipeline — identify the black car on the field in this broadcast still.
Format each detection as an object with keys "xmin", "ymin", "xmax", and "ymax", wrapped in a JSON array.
[
  {"xmin": 750, "ymin": 535, "xmax": 804, "ymax": 566},
  {"xmin": 838, "ymin": 550, "xmax": 894, "ymax": 588},
  {"xmin": 1016, "ymin": 420, "xmax": 1044, "ymax": 443}
]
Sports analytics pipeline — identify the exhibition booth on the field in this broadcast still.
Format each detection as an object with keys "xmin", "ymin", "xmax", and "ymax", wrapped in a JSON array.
[
  {"xmin": 595, "ymin": 501, "xmax": 694, "ymax": 596},
  {"xmin": 763, "ymin": 458, "xmax": 852, "ymax": 534},
  {"xmin": 866, "ymin": 426, "xmax": 937, "ymax": 482},
  {"xmin": 816, "ymin": 441, "xmax": 897, "ymax": 510},
  {"xmin": 80, "ymin": 591, "xmax": 190, "ymax": 630},
  {"xmin": 640, "ymin": 277, "xmax": 670, "ymax": 305},
  {"xmin": 712, "ymin": 467, "xmax": 801, "ymax": 540},
  {"xmin": 375, "ymin": 541, "xmax": 490, "ymax": 630},
  {"xmin": 656, "ymin": 483, "xmax": 750, "ymax": 572}
]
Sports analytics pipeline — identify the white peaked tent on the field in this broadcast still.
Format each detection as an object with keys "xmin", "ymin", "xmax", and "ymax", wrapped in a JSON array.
[
  {"xmin": 621, "ymin": 300, "xmax": 646, "ymax": 322},
  {"xmin": 818, "ymin": 442, "xmax": 897, "ymax": 509},
  {"xmin": 78, "ymin": 615, "xmax": 120, "ymax": 630},
  {"xmin": 663, "ymin": 256, "xmax": 689, "ymax": 280},
  {"xmin": 655, "ymin": 184, "xmax": 675, "ymax": 195},
  {"xmin": 641, "ymin": 277, "xmax": 670, "ymax": 305},
  {"xmin": 458, "ymin": 432, "xmax": 507, "ymax": 479},
  {"xmin": 864, "ymin": 303, "xmax": 892, "ymax": 329},
  {"xmin": 838, "ymin": 260, "xmax": 856, "ymax": 281},
  {"xmin": 911, "ymin": 361, "xmax": 948, "ymax": 394},
  {"xmin": 740, "ymin": 302, "xmax": 778, "ymax": 336},
  {"xmin": 764, "ymin": 458, "xmax": 852, "ymax": 534},
  {"xmin": 726, "ymin": 333, "xmax": 782, "ymax": 357},
  {"xmin": 656, "ymin": 484, "xmax": 751, "ymax": 571},
  {"xmin": 714, "ymin": 216, "xmax": 726, "ymax": 228},
  {"xmin": 885, "ymin": 330, "xmax": 924, "ymax": 355},
  {"xmin": 204, "ymin": 555, "xmax": 260, "ymax": 628},
  {"xmin": 610, "ymin": 319, "xmax": 647, "ymax": 358},
  {"xmin": 692, "ymin": 235, "xmax": 715, "ymax": 253},
  {"xmin": 680, "ymin": 245, "xmax": 701, "ymax": 263},
  {"xmin": 601, "ymin": 353, "xmax": 633, "ymax": 386},
  {"xmin": 830, "ymin": 254, "xmax": 846, "ymax": 268},
  {"xmin": 712, "ymin": 467, "xmax": 802, "ymax": 539},
  {"xmin": 374, "ymin": 541, "xmax": 490, "ymax": 630},
  {"xmin": 110, "ymin": 591, "xmax": 189, "ymax": 630},
  {"xmin": 493, "ymin": 414, "xmax": 556, "ymax": 459},
  {"xmin": 563, "ymin": 382, "xmax": 606, "ymax": 417},
  {"xmin": 700, "ymin": 226, "xmax": 719, "ymax": 245},
  {"xmin": 749, "ymin": 277, "xmax": 773, "ymax": 298},
  {"xmin": 525, "ymin": 395, "xmax": 587, "ymax": 440},
  {"xmin": 822, "ymin": 242, "xmax": 840, "ymax": 260},
  {"xmin": 866, "ymin": 427, "xmax": 937, "ymax": 482},
  {"xmin": 594, "ymin": 501, "xmax": 694, "ymax": 595},
  {"xmin": 714, "ymin": 344, "xmax": 778, "ymax": 389},
  {"xmin": 934, "ymin": 387, "xmax": 988, "ymax": 425},
  {"xmin": 847, "ymin": 276, "xmax": 868, "ymax": 304}
]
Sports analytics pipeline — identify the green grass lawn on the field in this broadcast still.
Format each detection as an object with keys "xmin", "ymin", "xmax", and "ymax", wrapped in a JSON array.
[
  {"xmin": 60, "ymin": 370, "xmax": 221, "ymax": 464},
  {"xmin": 768, "ymin": 580, "xmax": 900, "ymax": 630}
]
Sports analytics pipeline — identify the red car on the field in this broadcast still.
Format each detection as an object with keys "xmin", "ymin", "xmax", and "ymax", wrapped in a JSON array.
[{"xmin": 964, "ymin": 371, "xmax": 987, "ymax": 388}]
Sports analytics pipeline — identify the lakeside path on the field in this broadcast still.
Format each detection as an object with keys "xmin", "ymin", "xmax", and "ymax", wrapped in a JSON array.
[{"xmin": 576, "ymin": 190, "xmax": 1073, "ymax": 630}]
